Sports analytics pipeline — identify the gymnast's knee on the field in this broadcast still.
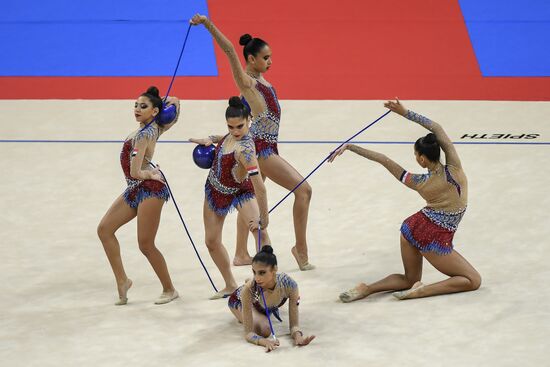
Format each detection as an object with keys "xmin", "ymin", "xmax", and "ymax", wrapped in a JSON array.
[
  {"xmin": 469, "ymin": 271, "xmax": 482, "ymax": 291},
  {"xmin": 138, "ymin": 239, "xmax": 157, "ymax": 257},
  {"xmin": 97, "ymin": 222, "xmax": 113, "ymax": 241},
  {"xmin": 205, "ymin": 237, "xmax": 221, "ymax": 252},
  {"xmin": 297, "ymin": 182, "xmax": 312, "ymax": 201}
]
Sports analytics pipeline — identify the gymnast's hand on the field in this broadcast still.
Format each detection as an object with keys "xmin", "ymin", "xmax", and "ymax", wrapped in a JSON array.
[
  {"xmin": 327, "ymin": 143, "xmax": 351, "ymax": 163},
  {"xmin": 384, "ymin": 97, "xmax": 407, "ymax": 116},
  {"xmin": 190, "ymin": 14, "xmax": 208, "ymax": 25},
  {"xmin": 260, "ymin": 213, "xmax": 269, "ymax": 229},
  {"xmin": 294, "ymin": 333, "xmax": 316, "ymax": 347},
  {"xmin": 248, "ymin": 217, "xmax": 262, "ymax": 231},
  {"xmin": 163, "ymin": 96, "xmax": 179, "ymax": 108},
  {"xmin": 260, "ymin": 337, "xmax": 280, "ymax": 353},
  {"xmin": 149, "ymin": 167, "xmax": 164, "ymax": 183},
  {"xmin": 189, "ymin": 137, "xmax": 213, "ymax": 146}
]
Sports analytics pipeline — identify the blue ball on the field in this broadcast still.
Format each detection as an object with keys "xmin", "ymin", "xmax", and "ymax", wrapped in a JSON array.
[
  {"xmin": 158, "ymin": 104, "xmax": 177, "ymax": 125},
  {"xmin": 193, "ymin": 144, "xmax": 216, "ymax": 169}
]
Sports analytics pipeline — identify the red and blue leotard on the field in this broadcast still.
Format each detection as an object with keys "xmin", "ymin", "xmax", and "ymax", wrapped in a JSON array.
[
  {"xmin": 205, "ymin": 135, "xmax": 255, "ymax": 216},
  {"xmin": 120, "ymin": 124, "xmax": 169, "ymax": 208},
  {"xmin": 241, "ymin": 80, "xmax": 281, "ymax": 159}
]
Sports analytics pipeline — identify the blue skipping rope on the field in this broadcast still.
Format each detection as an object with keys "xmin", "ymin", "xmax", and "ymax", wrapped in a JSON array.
[
  {"xmin": 140, "ymin": 22, "xmax": 192, "ymax": 132},
  {"xmin": 149, "ymin": 161, "xmax": 219, "ymax": 293},
  {"xmin": 137, "ymin": 22, "xmax": 219, "ymax": 292},
  {"xmin": 257, "ymin": 224, "xmax": 277, "ymax": 340},
  {"xmin": 268, "ymin": 110, "xmax": 392, "ymax": 214}
]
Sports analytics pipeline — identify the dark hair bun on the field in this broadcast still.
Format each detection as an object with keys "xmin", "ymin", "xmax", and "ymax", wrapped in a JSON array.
[
  {"xmin": 146, "ymin": 86, "xmax": 160, "ymax": 98},
  {"xmin": 228, "ymin": 96, "xmax": 244, "ymax": 109},
  {"xmin": 260, "ymin": 245, "xmax": 274, "ymax": 255},
  {"xmin": 423, "ymin": 133, "xmax": 437, "ymax": 145},
  {"xmin": 239, "ymin": 34, "xmax": 253, "ymax": 46}
]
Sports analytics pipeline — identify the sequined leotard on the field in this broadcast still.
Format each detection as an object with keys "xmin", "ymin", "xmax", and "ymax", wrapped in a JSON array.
[
  {"xmin": 398, "ymin": 110, "xmax": 468, "ymax": 255},
  {"xmin": 228, "ymin": 272, "xmax": 302, "ymax": 345},
  {"xmin": 241, "ymin": 80, "xmax": 281, "ymax": 158},
  {"xmin": 205, "ymin": 134, "xmax": 255, "ymax": 216},
  {"xmin": 399, "ymin": 164, "xmax": 467, "ymax": 255},
  {"xmin": 120, "ymin": 124, "xmax": 169, "ymax": 208}
]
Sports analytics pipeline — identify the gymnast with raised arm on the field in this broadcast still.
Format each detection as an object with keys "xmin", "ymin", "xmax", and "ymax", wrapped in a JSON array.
[
  {"xmin": 329, "ymin": 99, "xmax": 481, "ymax": 302},
  {"xmin": 191, "ymin": 14, "xmax": 314, "ymax": 270}
]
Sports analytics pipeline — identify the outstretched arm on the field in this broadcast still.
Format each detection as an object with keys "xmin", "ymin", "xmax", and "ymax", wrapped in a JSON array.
[
  {"xmin": 384, "ymin": 98, "xmax": 462, "ymax": 168},
  {"xmin": 188, "ymin": 134, "xmax": 224, "ymax": 146},
  {"xmin": 190, "ymin": 14, "xmax": 254, "ymax": 91},
  {"xmin": 328, "ymin": 144, "xmax": 427, "ymax": 191}
]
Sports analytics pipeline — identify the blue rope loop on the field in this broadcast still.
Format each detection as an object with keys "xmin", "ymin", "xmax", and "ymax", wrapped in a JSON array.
[{"xmin": 268, "ymin": 110, "xmax": 391, "ymax": 214}]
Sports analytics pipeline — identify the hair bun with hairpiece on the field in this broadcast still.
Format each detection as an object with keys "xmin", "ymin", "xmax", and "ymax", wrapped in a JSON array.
[
  {"xmin": 423, "ymin": 133, "xmax": 437, "ymax": 145},
  {"xmin": 228, "ymin": 96, "xmax": 244, "ymax": 109},
  {"xmin": 260, "ymin": 245, "xmax": 274, "ymax": 255},
  {"xmin": 239, "ymin": 34, "xmax": 253, "ymax": 46},
  {"xmin": 146, "ymin": 86, "xmax": 160, "ymax": 98}
]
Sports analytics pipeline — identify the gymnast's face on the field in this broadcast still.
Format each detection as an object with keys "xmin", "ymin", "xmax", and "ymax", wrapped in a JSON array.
[
  {"xmin": 226, "ymin": 116, "xmax": 250, "ymax": 140},
  {"xmin": 252, "ymin": 262, "xmax": 277, "ymax": 289},
  {"xmin": 248, "ymin": 45, "xmax": 272, "ymax": 73},
  {"xmin": 134, "ymin": 96, "xmax": 159, "ymax": 124}
]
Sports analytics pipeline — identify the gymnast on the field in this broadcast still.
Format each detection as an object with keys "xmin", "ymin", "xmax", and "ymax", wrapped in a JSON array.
[
  {"xmin": 329, "ymin": 98, "xmax": 481, "ymax": 301},
  {"xmin": 191, "ymin": 14, "xmax": 314, "ymax": 270},
  {"xmin": 97, "ymin": 86, "xmax": 180, "ymax": 305},
  {"xmin": 228, "ymin": 245, "xmax": 315, "ymax": 352},
  {"xmin": 189, "ymin": 97, "xmax": 271, "ymax": 299}
]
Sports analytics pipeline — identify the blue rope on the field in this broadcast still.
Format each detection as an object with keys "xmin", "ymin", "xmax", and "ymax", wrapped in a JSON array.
[
  {"xmin": 133, "ymin": 22, "xmax": 219, "ymax": 292},
  {"xmin": 140, "ymin": 22, "xmax": 192, "ymax": 133},
  {"xmin": 268, "ymin": 110, "xmax": 391, "ymax": 214},
  {"xmin": 149, "ymin": 162, "xmax": 219, "ymax": 293},
  {"xmin": 257, "ymin": 225, "xmax": 277, "ymax": 340},
  {"xmin": 164, "ymin": 22, "xmax": 192, "ymax": 99}
]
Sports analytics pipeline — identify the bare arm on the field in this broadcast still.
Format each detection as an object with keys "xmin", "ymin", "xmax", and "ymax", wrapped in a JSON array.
[
  {"xmin": 236, "ymin": 138, "xmax": 269, "ymax": 228},
  {"xmin": 129, "ymin": 136, "xmax": 162, "ymax": 182},
  {"xmin": 384, "ymin": 99, "xmax": 462, "ymax": 168},
  {"xmin": 190, "ymin": 14, "xmax": 254, "ymax": 91},
  {"xmin": 284, "ymin": 277, "xmax": 315, "ymax": 347},
  {"xmin": 240, "ymin": 284, "xmax": 279, "ymax": 351},
  {"xmin": 328, "ymin": 144, "xmax": 427, "ymax": 191}
]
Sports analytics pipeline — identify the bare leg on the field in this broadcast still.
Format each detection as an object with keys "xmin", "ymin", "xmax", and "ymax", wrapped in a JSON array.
[
  {"xmin": 97, "ymin": 195, "xmax": 137, "ymax": 305},
  {"xmin": 260, "ymin": 154, "xmax": 313, "ymax": 270},
  {"xmin": 234, "ymin": 174, "xmax": 267, "ymax": 265},
  {"xmin": 394, "ymin": 249, "xmax": 481, "ymax": 300},
  {"xmin": 237, "ymin": 198, "xmax": 271, "ymax": 252},
  {"xmin": 340, "ymin": 235, "xmax": 423, "ymax": 302},
  {"xmin": 233, "ymin": 212, "xmax": 253, "ymax": 266},
  {"xmin": 136, "ymin": 197, "xmax": 178, "ymax": 304},
  {"xmin": 230, "ymin": 306, "xmax": 272, "ymax": 338},
  {"xmin": 204, "ymin": 200, "xmax": 238, "ymax": 298}
]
